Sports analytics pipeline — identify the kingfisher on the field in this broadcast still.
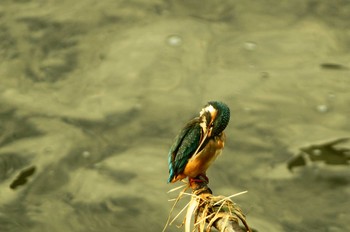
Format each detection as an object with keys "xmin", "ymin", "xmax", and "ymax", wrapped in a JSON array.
[{"xmin": 167, "ymin": 101, "xmax": 230, "ymax": 184}]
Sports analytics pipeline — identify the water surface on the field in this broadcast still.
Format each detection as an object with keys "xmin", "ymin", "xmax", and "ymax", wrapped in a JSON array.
[{"xmin": 0, "ymin": 1, "xmax": 349, "ymax": 231}]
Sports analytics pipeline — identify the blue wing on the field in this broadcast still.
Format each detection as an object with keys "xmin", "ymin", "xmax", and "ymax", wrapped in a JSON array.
[{"xmin": 167, "ymin": 118, "xmax": 203, "ymax": 183}]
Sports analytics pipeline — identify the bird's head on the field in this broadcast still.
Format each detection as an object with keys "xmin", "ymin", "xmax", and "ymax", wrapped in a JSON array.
[{"xmin": 199, "ymin": 101, "xmax": 230, "ymax": 137}]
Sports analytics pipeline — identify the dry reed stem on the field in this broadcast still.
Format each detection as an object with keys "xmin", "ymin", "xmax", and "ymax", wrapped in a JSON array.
[{"xmin": 164, "ymin": 180, "xmax": 252, "ymax": 232}]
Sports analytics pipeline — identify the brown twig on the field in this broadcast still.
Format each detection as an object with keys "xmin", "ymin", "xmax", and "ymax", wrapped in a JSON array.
[
  {"xmin": 187, "ymin": 180, "xmax": 252, "ymax": 232},
  {"xmin": 164, "ymin": 179, "xmax": 251, "ymax": 232}
]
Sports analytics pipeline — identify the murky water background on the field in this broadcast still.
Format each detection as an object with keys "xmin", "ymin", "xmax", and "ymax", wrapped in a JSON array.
[{"xmin": 0, "ymin": 1, "xmax": 349, "ymax": 231}]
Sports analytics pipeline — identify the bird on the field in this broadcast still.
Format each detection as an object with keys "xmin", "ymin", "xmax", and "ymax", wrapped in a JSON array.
[{"xmin": 167, "ymin": 101, "xmax": 230, "ymax": 184}]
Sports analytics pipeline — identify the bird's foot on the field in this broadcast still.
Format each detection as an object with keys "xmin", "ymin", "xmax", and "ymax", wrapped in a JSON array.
[
  {"xmin": 189, "ymin": 174, "xmax": 209, "ymax": 184},
  {"xmin": 188, "ymin": 175, "xmax": 210, "ymax": 190}
]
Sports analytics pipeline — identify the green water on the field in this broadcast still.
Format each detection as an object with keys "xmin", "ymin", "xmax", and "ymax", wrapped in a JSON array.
[{"xmin": 0, "ymin": 1, "xmax": 349, "ymax": 231}]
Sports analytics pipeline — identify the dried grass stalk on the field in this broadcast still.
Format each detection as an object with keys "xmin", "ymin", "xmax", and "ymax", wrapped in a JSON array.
[{"xmin": 164, "ymin": 180, "xmax": 252, "ymax": 232}]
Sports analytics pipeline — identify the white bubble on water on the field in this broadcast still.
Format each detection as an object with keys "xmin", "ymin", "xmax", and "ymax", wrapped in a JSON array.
[
  {"xmin": 316, "ymin": 104, "xmax": 329, "ymax": 113},
  {"xmin": 82, "ymin": 151, "xmax": 91, "ymax": 158},
  {"xmin": 166, "ymin": 35, "xmax": 182, "ymax": 47},
  {"xmin": 244, "ymin": 41, "xmax": 257, "ymax": 51},
  {"xmin": 312, "ymin": 149, "xmax": 322, "ymax": 156}
]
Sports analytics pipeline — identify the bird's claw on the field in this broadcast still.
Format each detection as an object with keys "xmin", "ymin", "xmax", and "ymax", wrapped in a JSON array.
[{"xmin": 189, "ymin": 174, "xmax": 209, "ymax": 184}]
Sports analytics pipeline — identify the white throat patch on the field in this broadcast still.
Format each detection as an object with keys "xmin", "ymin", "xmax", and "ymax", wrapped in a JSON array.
[
  {"xmin": 199, "ymin": 104, "xmax": 217, "ymax": 135},
  {"xmin": 199, "ymin": 105, "xmax": 216, "ymax": 117}
]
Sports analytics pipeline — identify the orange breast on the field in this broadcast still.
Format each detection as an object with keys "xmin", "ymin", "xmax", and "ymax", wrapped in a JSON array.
[{"xmin": 183, "ymin": 132, "xmax": 226, "ymax": 178}]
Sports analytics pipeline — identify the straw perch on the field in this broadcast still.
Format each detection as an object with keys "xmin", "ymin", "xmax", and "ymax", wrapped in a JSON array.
[{"xmin": 186, "ymin": 180, "xmax": 252, "ymax": 232}]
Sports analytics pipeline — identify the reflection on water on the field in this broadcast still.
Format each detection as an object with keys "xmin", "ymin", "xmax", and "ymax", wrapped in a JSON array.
[
  {"xmin": 0, "ymin": 1, "xmax": 350, "ymax": 232},
  {"xmin": 288, "ymin": 138, "xmax": 350, "ymax": 170},
  {"xmin": 10, "ymin": 166, "xmax": 36, "ymax": 190}
]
